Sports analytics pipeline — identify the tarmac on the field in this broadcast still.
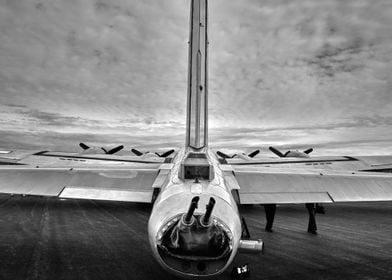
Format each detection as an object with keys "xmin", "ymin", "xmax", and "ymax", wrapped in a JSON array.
[{"xmin": 0, "ymin": 194, "xmax": 391, "ymax": 280}]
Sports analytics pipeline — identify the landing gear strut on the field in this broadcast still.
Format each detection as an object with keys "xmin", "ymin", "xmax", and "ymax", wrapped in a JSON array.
[
  {"xmin": 305, "ymin": 203, "xmax": 317, "ymax": 234},
  {"xmin": 264, "ymin": 204, "xmax": 276, "ymax": 232}
]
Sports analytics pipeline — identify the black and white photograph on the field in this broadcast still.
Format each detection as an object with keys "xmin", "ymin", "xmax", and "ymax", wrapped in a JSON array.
[{"xmin": 0, "ymin": 0, "xmax": 391, "ymax": 279}]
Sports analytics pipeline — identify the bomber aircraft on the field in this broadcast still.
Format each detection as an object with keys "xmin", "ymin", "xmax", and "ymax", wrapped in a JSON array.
[{"xmin": 1, "ymin": 0, "xmax": 392, "ymax": 278}]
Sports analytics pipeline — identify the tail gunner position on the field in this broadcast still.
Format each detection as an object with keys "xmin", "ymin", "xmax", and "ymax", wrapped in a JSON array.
[{"xmin": 148, "ymin": 0, "xmax": 263, "ymax": 277}]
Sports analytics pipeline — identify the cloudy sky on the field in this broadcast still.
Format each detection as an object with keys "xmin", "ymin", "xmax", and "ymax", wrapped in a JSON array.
[{"xmin": 1, "ymin": 0, "xmax": 392, "ymax": 155}]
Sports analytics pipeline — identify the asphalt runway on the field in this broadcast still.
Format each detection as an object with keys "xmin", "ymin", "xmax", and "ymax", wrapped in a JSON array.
[{"xmin": 0, "ymin": 194, "xmax": 391, "ymax": 280}]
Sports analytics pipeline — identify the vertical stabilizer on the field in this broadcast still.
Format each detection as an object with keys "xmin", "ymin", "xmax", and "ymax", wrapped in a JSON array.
[{"xmin": 186, "ymin": 0, "xmax": 208, "ymax": 150}]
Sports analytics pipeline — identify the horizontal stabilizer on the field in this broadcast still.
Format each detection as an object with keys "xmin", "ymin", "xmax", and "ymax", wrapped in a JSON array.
[{"xmin": 0, "ymin": 167, "xmax": 158, "ymax": 202}]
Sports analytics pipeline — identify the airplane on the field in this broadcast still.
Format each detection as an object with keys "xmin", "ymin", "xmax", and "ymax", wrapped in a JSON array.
[{"xmin": 1, "ymin": 0, "xmax": 392, "ymax": 278}]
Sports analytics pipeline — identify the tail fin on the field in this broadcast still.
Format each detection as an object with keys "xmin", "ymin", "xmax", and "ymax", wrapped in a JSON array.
[{"xmin": 185, "ymin": 0, "xmax": 208, "ymax": 150}]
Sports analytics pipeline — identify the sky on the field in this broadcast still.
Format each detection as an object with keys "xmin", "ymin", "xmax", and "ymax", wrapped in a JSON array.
[{"xmin": 0, "ymin": 0, "xmax": 392, "ymax": 156}]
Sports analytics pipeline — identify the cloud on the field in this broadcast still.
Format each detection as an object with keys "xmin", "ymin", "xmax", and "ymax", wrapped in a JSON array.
[
  {"xmin": 26, "ymin": 110, "xmax": 85, "ymax": 126},
  {"xmin": 0, "ymin": 0, "xmax": 391, "ymax": 155},
  {"xmin": 0, "ymin": 129, "xmax": 183, "ymax": 152},
  {"xmin": 306, "ymin": 39, "xmax": 367, "ymax": 77}
]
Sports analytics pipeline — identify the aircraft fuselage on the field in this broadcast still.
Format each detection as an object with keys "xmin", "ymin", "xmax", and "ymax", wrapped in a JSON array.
[{"xmin": 148, "ymin": 147, "xmax": 242, "ymax": 277}]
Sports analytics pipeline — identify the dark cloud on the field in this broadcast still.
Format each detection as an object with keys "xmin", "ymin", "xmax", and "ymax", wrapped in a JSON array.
[
  {"xmin": 26, "ymin": 110, "xmax": 85, "ymax": 126},
  {"xmin": 307, "ymin": 39, "xmax": 368, "ymax": 77},
  {"xmin": 3, "ymin": 103, "xmax": 27, "ymax": 109}
]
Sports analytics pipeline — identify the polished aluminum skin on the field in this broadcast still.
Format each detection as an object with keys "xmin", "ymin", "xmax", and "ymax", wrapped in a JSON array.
[{"xmin": 148, "ymin": 148, "xmax": 242, "ymax": 277}]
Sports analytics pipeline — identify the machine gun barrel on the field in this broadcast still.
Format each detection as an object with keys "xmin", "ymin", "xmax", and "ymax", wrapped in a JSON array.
[
  {"xmin": 184, "ymin": 196, "xmax": 200, "ymax": 224},
  {"xmin": 202, "ymin": 197, "xmax": 216, "ymax": 225}
]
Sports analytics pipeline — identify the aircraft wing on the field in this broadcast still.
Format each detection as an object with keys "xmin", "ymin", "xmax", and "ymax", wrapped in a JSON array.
[
  {"xmin": 222, "ymin": 154, "xmax": 392, "ymax": 172},
  {"xmin": 224, "ymin": 156, "xmax": 358, "ymax": 166},
  {"xmin": 0, "ymin": 165, "xmax": 172, "ymax": 203},
  {"xmin": 0, "ymin": 150, "xmax": 168, "ymax": 165},
  {"xmin": 223, "ymin": 166, "xmax": 392, "ymax": 204}
]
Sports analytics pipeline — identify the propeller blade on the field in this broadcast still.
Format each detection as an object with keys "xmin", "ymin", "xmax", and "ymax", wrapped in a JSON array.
[
  {"xmin": 303, "ymin": 148, "xmax": 313, "ymax": 154},
  {"xmin": 217, "ymin": 151, "xmax": 231, "ymax": 159},
  {"xmin": 131, "ymin": 148, "xmax": 143, "ymax": 156},
  {"xmin": 79, "ymin": 143, "xmax": 90, "ymax": 150},
  {"xmin": 269, "ymin": 146, "xmax": 285, "ymax": 158},
  {"xmin": 159, "ymin": 149, "xmax": 175, "ymax": 158},
  {"xmin": 106, "ymin": 145, "xmax": 124, "ymax": 155},
  {"xmin": 248, "ymin": 150, "xmax": 260, "ymax": 158}
]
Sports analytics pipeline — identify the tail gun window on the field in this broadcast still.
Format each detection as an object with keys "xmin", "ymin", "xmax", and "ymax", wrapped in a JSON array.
[
  {"xmin": 180, "ymin": 152, "xmax": 213, "ymax": 181},
  {"xmin": 184, "ymin": 165, "xmax": 210, "ymax": 180}
]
